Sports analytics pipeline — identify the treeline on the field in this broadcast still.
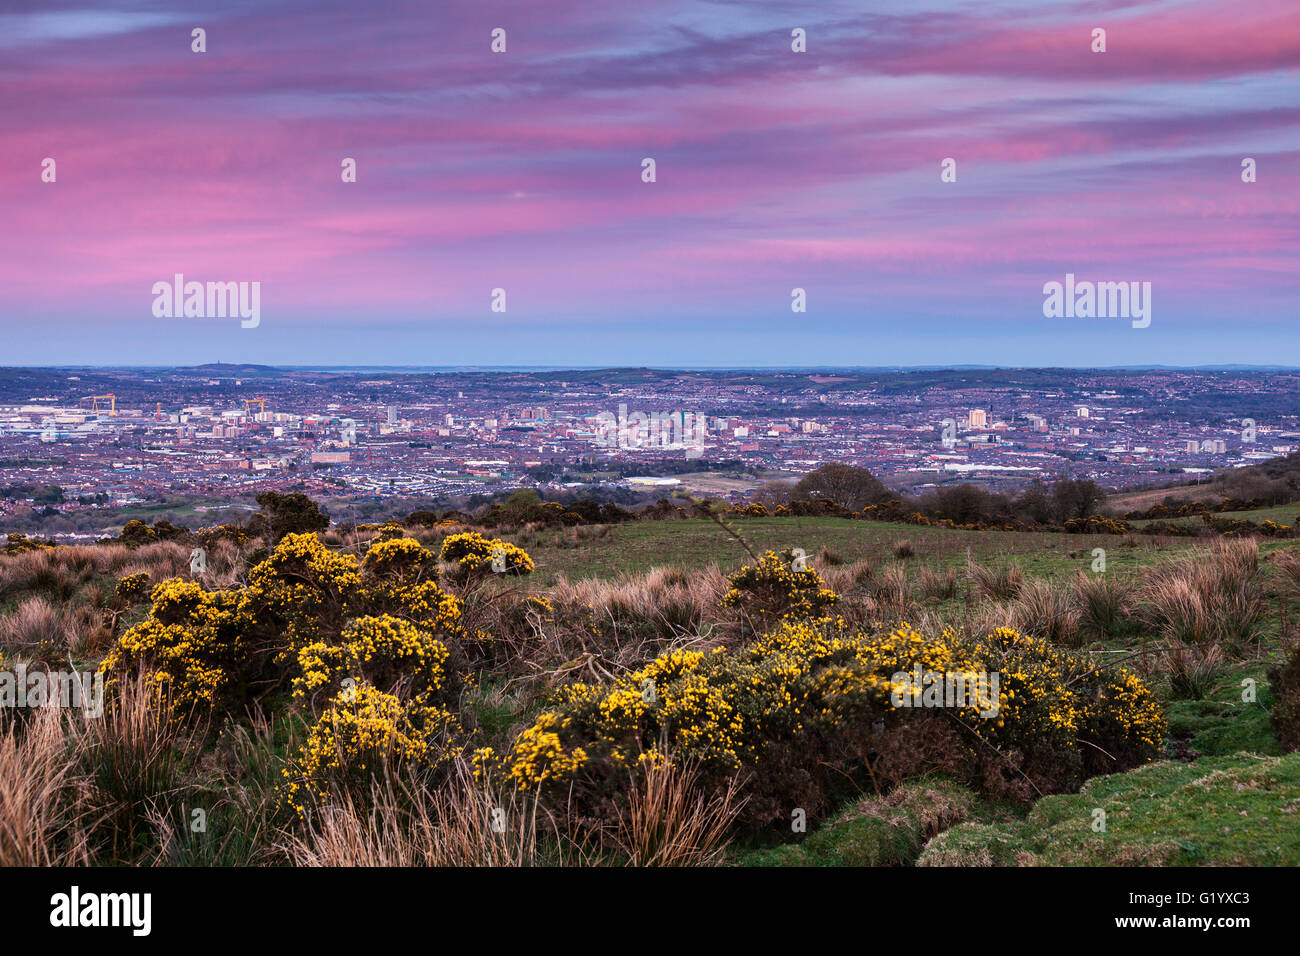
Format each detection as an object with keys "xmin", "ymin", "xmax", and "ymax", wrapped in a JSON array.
[{"xmin": 20, "ymin": 464, "xmax": 1297, "ymax": 554}]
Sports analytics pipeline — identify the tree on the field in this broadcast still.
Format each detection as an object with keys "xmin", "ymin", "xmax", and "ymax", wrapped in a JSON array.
[
  {"xmin": 1015, "ymin": 479, "xmax": 1055, "ymax": 525},
  {"xmin": 792, "ymin": 464, "xmax": 890, "ymax": 512},
  {"xmin": 1052, "ymin": 478, "xmax": 1103, "ymax": 523},
  {"xmin": 926, "ymin": 484, "xmax": 989, "ymax": 524},
  {"xmin": 249, "ymin": 492, "xmax": 329, "ymax": 544}
]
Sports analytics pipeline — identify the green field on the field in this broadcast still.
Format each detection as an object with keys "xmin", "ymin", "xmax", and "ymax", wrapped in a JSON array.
[
  {"xmin": 502, "ymin": 515, "xmax": 1295, "ymax": 585},
  {"xmin": 1127, "ymin": 501, "xmax": 1300, "ymax": 529}
]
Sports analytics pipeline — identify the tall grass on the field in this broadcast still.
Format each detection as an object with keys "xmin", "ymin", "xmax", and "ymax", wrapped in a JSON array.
[
  {"xmin": 609, "ymin": 757, "xmax": 746, "ymax": 866},
  {"xmin": 1141, "ymin": 539, "xmax": 1262, "ymax": 649},
  {"xmin": 1074, "ymin": 573, "xmax": 1132, "ymax": 638},
  {"xmin": 968, "ymin": 561, "xmax": 1024, "ymax": 601},
  {"xmin": 0, "ymin": 707, "xmax": 91, "ymax": 866},
  {"xmin": 1010, "ymin": 580, "xmax": 1081, "ymax": 646},
  {"xmin": 280, "ymin": 759, "xmax": 582, "ymax": 867},
  {"xmin": 918, "ymin": 566, "xmax": 958, "ymax": 602}
]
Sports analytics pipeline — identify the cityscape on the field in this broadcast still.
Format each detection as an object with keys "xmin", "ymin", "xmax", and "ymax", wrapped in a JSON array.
[{"xmin": 2, "ymin": 364, "xmax": 1296, "ymax": 537}]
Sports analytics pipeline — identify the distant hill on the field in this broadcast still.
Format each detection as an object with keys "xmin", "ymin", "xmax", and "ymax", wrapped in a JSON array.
[{"xmin": 1109, "ymin": 449, "xmax": 1300, "ymax": 511}]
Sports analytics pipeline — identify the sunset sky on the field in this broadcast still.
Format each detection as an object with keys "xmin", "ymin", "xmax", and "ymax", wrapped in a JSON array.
[{"xmin": 2, "ymin": 0, "xmax": 1297, "ymax": 367}]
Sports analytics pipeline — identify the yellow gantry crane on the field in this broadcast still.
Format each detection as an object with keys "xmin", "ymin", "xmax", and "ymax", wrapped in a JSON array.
[
  {"xmin": 244, "ymin": 397, "xmax": 266, "ymax": 416},
  {"xmin": 81, "ymin": 394, "xmax": 116, "ymax": 416}
]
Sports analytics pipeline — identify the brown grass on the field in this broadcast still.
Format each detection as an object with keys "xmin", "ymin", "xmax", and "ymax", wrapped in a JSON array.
[
  {"xmin": 0, "ymin": 707, "xmax": 91, "ymax": 866},
  {"xmin": 1141, "ymin": 538, "xmax": 1262, "ymax": 648},
  {"xmin": 968, "ymin": 561, "xmax": 1024, "ymax": 602},
  {"xmin": 1074, "ymin": 572, "xmax": 1132, "ymax": 638},
  {"xmin": 609, "ymin": 757, "xmax": 746, "ymax": 866},
  {"xmin": 1010, "ymin": 580, "xmax": 1081, "ymax": 647},
  {"xmin": 279, "ymin": 759, "xmax": 583, "ymax": 867},
  {"xmin": 918, "ymin": 566, "xmax": 958, "ymax": 602}
]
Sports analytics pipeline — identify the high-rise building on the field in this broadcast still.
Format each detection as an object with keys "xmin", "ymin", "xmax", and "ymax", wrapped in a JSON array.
[
  {"xmin": 387, "ymin": 406, "xmax": 399, "ymax": 424},
  {"xmin": 969, "ymin": 409, "xmax": 987, "ymax": 428}
]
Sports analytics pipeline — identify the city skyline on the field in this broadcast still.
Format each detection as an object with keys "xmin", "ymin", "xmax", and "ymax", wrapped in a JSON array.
[{"xmin": 3, "ymin": 0, "xmax": 1297, "ymax": 366}]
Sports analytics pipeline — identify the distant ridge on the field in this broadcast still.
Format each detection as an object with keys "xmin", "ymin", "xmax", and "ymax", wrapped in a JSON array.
[{"xmin": 10, "ymin": 364, "xmax": 1300, "ymax": 373}]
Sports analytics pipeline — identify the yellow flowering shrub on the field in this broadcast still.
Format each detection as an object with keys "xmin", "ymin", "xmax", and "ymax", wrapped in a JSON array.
[
  {"xmin": 244, "ymin": 532, "xmax": 364, "ymax": 666},
  {"xmin": 362, "ymin": 535, "xmax": 435, "ymax": 581},
  {"xmin": 3, "ymin": 532, "xmax": 52, "ymax": 554},
  {"xmin": 438, "ymin": 532, "xmax": 535, "ymax": 580},
  {"xmin": 114, "ymin": 572, "xmax": 151, "ymax": 603},
  {"xmin": 721, "ymin": 550, "xmax": 839, "ymax": 631},
  {"xmin": 282, "ymin": 683, "xmax": 462, "ymax": 815},
  {"xmin": 98, "ymin": 579, "xmax": 247, "ymax": 711},
  {"xmin": 292, "ymin": 614, "xmax": 454, "ymax": 706},
  {"xmin": 499, "ymin": 619, "xmax": 1164, "ymax": 830},
  {"xmin": 99, "ymin": 532, "xmax": 468, "ymax": 719}
]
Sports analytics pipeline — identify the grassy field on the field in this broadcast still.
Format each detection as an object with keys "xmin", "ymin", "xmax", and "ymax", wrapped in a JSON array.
[
  {"xmin": 1127, "ymin": 501, "xmax": 1300, "ymax": 529},
  {"xmin": 3, "ymin": 511, "xmax": 1298, "ymax": 868},
  {"xmin": 504, "ymin": 515, "xmax": 1293, "ymax": 585}
]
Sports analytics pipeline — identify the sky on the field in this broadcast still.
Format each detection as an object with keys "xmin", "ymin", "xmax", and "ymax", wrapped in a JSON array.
[{"xmin": 1, "ymin": 0, "xmax": 1297, "ymax": 367}]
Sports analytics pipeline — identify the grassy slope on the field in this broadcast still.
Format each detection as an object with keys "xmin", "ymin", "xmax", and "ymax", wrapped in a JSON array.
[
  {"xmin": 508, "ymin": 515, "xmax": 1261, "ymax": 585},
  {"xmin": 916, "ymin": 752, "xmax": 1300, "ymax": 866},
  {"xmin": 1127, "ymin": 501, "xmax": 1300, "ymax": 529},
  {"xmin": 508, "ymin": 516, "xmax": 1299, "ymax": 867}
]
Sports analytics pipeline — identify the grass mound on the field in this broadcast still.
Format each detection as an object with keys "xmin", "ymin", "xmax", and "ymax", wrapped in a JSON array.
[
  {"xmin": 736, "ymin": 777, "xmax": 980, "ymax": 867},
  {"xmin": 917, "ymin": 751, "xmax": 1300, "ymax": 866}
]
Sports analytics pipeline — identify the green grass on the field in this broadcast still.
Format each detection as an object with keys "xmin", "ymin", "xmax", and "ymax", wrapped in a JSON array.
[
  {"xmin": 732, "ymin": 776, "xmax": 1002, "ymax": 867},
  {"xmin": 1164, "ymin": 661, "xmax": 1282, "ymax": 758},
  {"xmin": 1128, "ymin": 501, "xmax": 1300, "ymax": 529},
  {"xmin": 503, "ymin": 516, "xmax": 1213, "ymax": 585},
  {"xmin": 917, "ymin": 751, "xmax": 1300, "ymax": 866}
]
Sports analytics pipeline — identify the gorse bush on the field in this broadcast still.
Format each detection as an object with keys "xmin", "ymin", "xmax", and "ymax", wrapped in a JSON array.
[
  {"xmin": 720, "ymin": 549, "xmax": 839, "ymax": 632},
  {"xmin": 489, "ymin": 618, "xmax": 1163, "ymax": 832},
  {"xmin": 438, "ymin": 532, "xmax": 535, "ymax": 581},
  {"xmin": 94, "ymin": 531, "xmax": 526, "ymax": 817},
  {"xmin": 99, "ymin": 532, "xmax": 471, "ymax": 716},
  {"xmin": 282, "ymin": 684, "xmax": 463, "ymax": 816}
]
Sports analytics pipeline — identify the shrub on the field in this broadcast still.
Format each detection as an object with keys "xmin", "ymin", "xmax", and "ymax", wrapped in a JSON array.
[
  {"xmin": 118, "ymin": 520, "xmax": 156, "ymax": 549},
  {"xmin": 98, "ymin": 579, "xmax": 247, "ymax": 712},
  {"xmin": 282, "ymin": 684, "xmax": 462, "ymax": 817},
  {"xmin": 99, "ymin": 532, "xmax": 465, "ymax": 718},
  {"xmin": 494, "ymin": 619, "xmax": 1163, "ymax": 833},
  {"xmin": 438, "ymin": 532, "xmax": 535, "ymax": 581},
  {"xmin": 3, "ymin": 533, "xmax": 52, "ymax": 555},
  {"xmin": 720, "ymin": 550, "xmax": 839, "ymax": 633},
  {"xmin": 114, "ymin": 572, "xmax": 150, "ymax": 604}
]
